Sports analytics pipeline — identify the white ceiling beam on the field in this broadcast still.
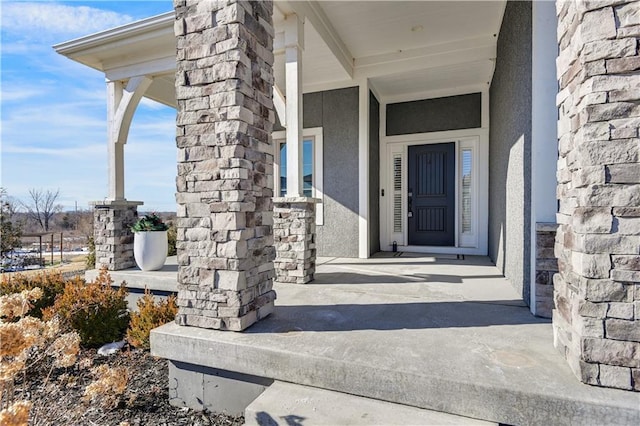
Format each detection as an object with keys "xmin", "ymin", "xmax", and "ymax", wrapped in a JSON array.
[
  {"xmin": 355, "ymin": 35, "xmax": 495, "ymax": 69},
  {"xmin": 282, "ymin": 1, "xmax": 354, "ymax": 78},
  {"xmin": 355, "ymin": 43, "xmax": 496, "ymax": 80},
  {"xmin": 105, "ymin": 55, "xmax": 176, "ymax": 81}
]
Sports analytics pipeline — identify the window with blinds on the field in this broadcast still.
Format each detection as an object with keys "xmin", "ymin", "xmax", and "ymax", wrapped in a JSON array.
[
  {"xmin": 393, "ymin": 154, "xmax": 403, "ymax": 233},
  {"xmin": 461, "ymin": 149, "xmax": 472, "ymax": 233}
]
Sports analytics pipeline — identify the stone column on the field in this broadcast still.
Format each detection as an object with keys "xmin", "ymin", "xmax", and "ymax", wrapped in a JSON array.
[
  {"xmin": 174, "ymin": 0, "xmax": 276, "ymax": 332},
  {"xmin": 273, "ymin": 198, "xmax": 316, "ymax": 284},
  {"xmin": 91, "ymin": 200, "xmax": 142, "ymax": 270},
  {"xmin": 535, "ymin": 223, "xmax": 558, "ymax": 318},
  {"xmin": 553, "ymin": 0, "xmax": 640, "ymax": 391}
]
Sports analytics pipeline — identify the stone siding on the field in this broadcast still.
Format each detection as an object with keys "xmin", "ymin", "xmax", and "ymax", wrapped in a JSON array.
[
  {"xmin": 173, "ymin": 0, "xmax": 276, "ymax": 331},
  {"xmin": 535, "ymin": 223, "xmax": 558, "ymax": 318},
  {"xmin": 273, "ymin": 198, "xmax": 316, "ymax": 284},
  {"xmin": 553, "ymin": 0, "xmax": 640, "ymax": 391},
  {"xmin": 92, "ymin": 201, "xmax": 141, "ymax": 270}
]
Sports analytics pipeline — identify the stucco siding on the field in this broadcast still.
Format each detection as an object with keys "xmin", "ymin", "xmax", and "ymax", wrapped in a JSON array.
[
  {"xmin": 386, "ymin": 93, "xmax": 481, "ymax": 136},
  {"xmin": 488, "ymin": 0, "xmax": 532, "ymax": 303},
  {"xmin": 303, "ymin": 87, "xmax": 360, "ymax": 257}
]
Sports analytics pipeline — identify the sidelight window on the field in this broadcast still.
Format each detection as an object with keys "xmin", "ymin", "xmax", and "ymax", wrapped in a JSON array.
[{"xmin": 273, "ymin": 127, "xmax": 324, "ymax": 225}]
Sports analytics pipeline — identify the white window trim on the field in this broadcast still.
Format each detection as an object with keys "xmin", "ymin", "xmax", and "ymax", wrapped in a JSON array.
[
  {"xmin": 458, "ymin": 137, "xmax": 479, "ymax": 248},
  {"xmin": 273, "ymin": 127, "xmax": 324, "ymax": 225},
  {"xmin": 381, "ymin": 129, "xmax": 488, "ymax": 256}
]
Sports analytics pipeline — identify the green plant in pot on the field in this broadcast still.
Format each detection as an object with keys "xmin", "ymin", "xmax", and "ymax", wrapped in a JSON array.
[{"xmin": 131, "ymin": 213, "xmax": 169, "ymax": 271}]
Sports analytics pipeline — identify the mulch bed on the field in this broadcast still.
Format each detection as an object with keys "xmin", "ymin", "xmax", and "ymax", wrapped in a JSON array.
[{"xmin": 14, "ymin": 348, "xmax": 244, "ymax": 426}]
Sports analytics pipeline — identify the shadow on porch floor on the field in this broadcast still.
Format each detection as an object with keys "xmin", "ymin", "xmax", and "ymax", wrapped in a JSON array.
[{"xmin": 151, "ymin": 253, "xmax": 640, "ymax": 425}]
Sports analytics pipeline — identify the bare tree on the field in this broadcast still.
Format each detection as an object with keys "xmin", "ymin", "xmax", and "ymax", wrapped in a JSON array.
[
  {"xmin": 75, "ymin": 209, "xmax": 94, "ymax": 238},
  {"xmin": 21, "ymin": 188, "xmax": 63, "ymax": 232}
]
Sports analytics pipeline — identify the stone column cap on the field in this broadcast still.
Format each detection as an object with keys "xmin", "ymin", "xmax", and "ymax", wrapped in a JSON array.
[
  {"xmin": 272, "ymin": 196, "xmax": 321, "ymax": 203},
  {"xmin": 536, "ymin": 222, "xmax": 559, "ymax": 232},
  {"xmin": 90, "ymin": 199, "xmax": 144, "ymax": 208}
]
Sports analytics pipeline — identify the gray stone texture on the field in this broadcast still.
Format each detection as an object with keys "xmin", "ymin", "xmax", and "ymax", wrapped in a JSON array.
[
  {"xmin": 173, "ymin": 0, "xmax": 276, "ymax": 331},
  {"xmin": 92, "ymin": 200, "xmax": 142, "ymax": 270},
  {"xmin": 536, "ymin": 223, "xmax": 559, "ymax": 318},
  {"xmin": 273, "ymin": 198, "xmax": 316, "ymax": 284},
  {"xmin": 488, "ymin": 0, "xmax": 532, "ymax": 304},
  {"xmin": 553, "ymin": 0, "xmax": 640, "ymax": 391}
]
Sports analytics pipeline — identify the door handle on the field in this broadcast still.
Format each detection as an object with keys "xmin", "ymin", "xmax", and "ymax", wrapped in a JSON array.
[{"xmin": 408, "ymin": 190, "xmax": 413, "ymax": 218}]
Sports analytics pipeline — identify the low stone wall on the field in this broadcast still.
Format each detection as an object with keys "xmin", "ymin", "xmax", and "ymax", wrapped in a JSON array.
[
  {"xmin": 535, "ymin": 223, "xmax": 558, "ymax": 318},
  {"xmin": 61, "ymin": 269, "xmax": 86, "ymax": 281},
  {"xmin": 273, "ymin": 198, "xmax": 317, "ymax": 284},
  {"xmin": 92, "ymin": 200, "xmax": 142, "ymax": 271}
]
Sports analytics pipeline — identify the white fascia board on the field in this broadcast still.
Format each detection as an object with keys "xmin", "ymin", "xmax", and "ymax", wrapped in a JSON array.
[
  {"xmin": 54, "ymin": 12, "xmax": 173, "ymax": 54},
  {"xmin": 53, "ymin": 12, "xmax": 174, "ymax": 70},
  {"xmin": 281, "ymin": 0, "xmax": 354, "ymax": 78}
]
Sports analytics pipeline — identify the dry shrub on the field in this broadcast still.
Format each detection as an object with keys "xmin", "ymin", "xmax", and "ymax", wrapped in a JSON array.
[
  {"xmin": 0, "ymin": 289, "xmax": 81, "ymax": 420},
  {"xmin": 43, "ymin": 268, "xmax": 129, "ymax": 348},
  {"xmin": 84, "ymin": 365, "xmax": 129, "ymax": 409},
  {"xmin": 0, "ymin": 400, "xmax": 31, "ymax": 426},
  {"xmin": 127, "ymin": 290, "xmax": 177, "ymax": 349},
  {"xmin": 0, "ymin": 287, "xmax": 42, "ymax": 322},
  {"xmin": 0, "ymin": 271, "xmax": 69, "ymax": 318}
]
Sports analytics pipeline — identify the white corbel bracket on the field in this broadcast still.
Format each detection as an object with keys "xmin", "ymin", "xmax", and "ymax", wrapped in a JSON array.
[
  {"xmin": 109, "ymin": 76, "xmax": 153, "ymax": 145},
  {"xmin": 106, "ymin": 75, "xmax": 153, "ymax": 201}
]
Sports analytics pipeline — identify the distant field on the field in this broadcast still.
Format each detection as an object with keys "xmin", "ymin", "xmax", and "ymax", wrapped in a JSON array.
[{"xmin": 1, "ymin": 254, "xmax": 88, "ymax": 278}]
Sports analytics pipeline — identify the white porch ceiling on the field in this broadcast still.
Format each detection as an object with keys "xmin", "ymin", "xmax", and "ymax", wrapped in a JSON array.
[
  {"xmin": 277, "ymin": 0, "xmax": 505, "ymax": 99},
  {"xmin": 55, "ymin": 1, "xmax": 506, "ymax": 105}
]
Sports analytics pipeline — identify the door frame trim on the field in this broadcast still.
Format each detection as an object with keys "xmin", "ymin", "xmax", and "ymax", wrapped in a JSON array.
[{"xmin": 380, "ymin": 127, "xmax": 489, "ymax": 255}]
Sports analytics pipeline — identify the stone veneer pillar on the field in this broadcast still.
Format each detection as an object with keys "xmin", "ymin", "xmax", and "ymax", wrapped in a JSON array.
[
  {"xmin": 553, "ymin": 0, "xmax": 640, "ymax": 391},
  {"xmin": 535, "ymin": 223, "xmax": 559, "ymax": 318},
  {"xmin": 91, "ymin": 200, "xmax": 142, "ymax": 270},
  {"xmin": 273, "ymin": 198, "xmax": 317, "ymax": 284},
  {"xmin": 173, "ymin": 0, "xmax": 276, "ymax": 331}
]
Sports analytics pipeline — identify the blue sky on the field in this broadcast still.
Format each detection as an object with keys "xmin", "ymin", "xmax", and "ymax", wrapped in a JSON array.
[{"xmin": 1, "ymin": 0, "xmax": 177, "ymax": 212}]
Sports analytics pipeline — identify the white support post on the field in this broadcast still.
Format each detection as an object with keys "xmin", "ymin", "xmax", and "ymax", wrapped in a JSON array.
[
  {"xmin": 284, "ymin": 14, "xmax": 304, "ymax": 197},
  {"xmin": 106, "ymin": 76, "xmax": 153, "ymax": 201},
  {"xmin": 530, "ymin": 1, "xmax": 558, "ymax": 316},
  {"xmin": 358, "ymin": 79, "xmax": 370, "ymax": 258},
  {"xmin": 107, "ymin": 81, "xmax": 125, "ymax": 201}
]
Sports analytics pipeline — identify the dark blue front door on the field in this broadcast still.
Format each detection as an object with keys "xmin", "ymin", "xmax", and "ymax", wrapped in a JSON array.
[{"xmin": 408, "ymin": 143, "xmax": 455, "ymax": 246}]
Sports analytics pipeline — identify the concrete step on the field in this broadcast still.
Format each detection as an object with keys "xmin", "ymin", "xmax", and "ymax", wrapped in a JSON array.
[{"xmin": 244, "ymin": 381, "xmax": 496, "ymax": 426}]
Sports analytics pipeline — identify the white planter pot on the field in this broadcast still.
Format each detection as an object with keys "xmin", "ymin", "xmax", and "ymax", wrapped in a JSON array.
[{"xmin": 133, "ymin": 231, "xmax": 168, "ymax": 271}]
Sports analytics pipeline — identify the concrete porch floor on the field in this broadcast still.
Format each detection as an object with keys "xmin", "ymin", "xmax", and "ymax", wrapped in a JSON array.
[{"xmin": 150, "ymin": 253, "xmax": 639, "ymax": 424}]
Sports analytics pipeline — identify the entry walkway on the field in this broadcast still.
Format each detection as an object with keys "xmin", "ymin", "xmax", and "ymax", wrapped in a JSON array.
[{"xmin": 152, "ymin": 253, "xmax": 640, "ymax": 425}]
